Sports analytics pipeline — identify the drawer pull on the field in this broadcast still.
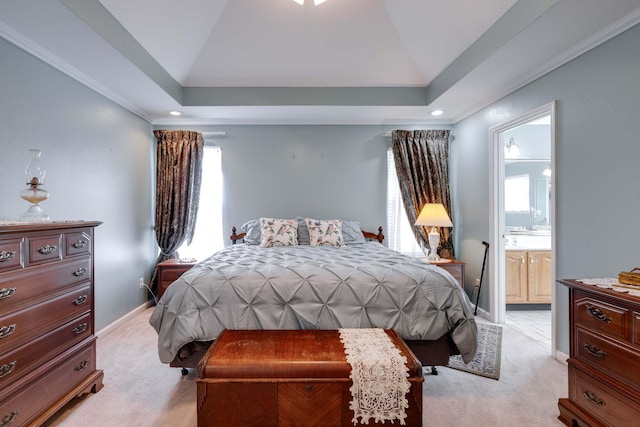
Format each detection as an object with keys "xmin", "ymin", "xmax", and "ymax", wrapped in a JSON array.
[
  {"xmin": 0, "ymin": 361, "xmax": 17, "ymax": 379},
  {"xmin": 0, "ymin": 410, "xmax": 19, "ymax": 427},
  {"xmin": 73, "ymin": 323, "xmax": 88, "ymax": 335},
  {"xmin": 583, "ymin": 344, "xmax": 607, "ymax": 359},
  {"xmin": 72, "ymin": 295, "xmax": 88, "ymax": 306},
  {"xmin": 72, "ymin": 267, "xmax": 87, "ymax": 277},
  {"xmin": 0, "ymin": 251, "xmax": 16, "ymax": 263},
  {"xmin": 0, "ymin": 324, "xmax": 16, "ymax": 339},
  {"xmin": 582, "ymin": 389, "xmax": 605, "ymax": 407},
  {"xmin": 0, "ymin": 288, "xmax": 16, "ymax": 300},
  {"xmin": 585, "ymin": 305, "xmax": 612, "ymax": 323},
  {"xmin": 37, "ymin": 244, "xmax": 57, "ymax": 255},
  {"xmin": 75, "ymin": 360, "xmax": 89, "ymax": 371},
  {"xmin": 72, "ymin": 239, "xmax": 87, "ymax": 248}
]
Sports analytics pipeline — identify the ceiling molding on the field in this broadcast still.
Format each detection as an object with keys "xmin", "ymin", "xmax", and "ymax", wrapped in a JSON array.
[{"xmin": 0, "ymin": 19, "xmax": 155, "ymax": 123}]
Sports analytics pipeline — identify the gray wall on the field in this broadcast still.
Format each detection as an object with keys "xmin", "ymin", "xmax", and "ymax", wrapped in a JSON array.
[
  {"xmin": 0, "ymin": 37, "xmax": 156, "ymax": 331},
  {"xmin": 156, "ymin": 125, "xmax": 449, "ymax": 240},
  {"xmin": 452, "ymin": 23, "xmax": 640, "ymax": 353}
]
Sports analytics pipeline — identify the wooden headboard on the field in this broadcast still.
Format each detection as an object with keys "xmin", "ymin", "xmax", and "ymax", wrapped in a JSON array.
[{"xmin": 230, "ymin": 226, "xmax": 384, "ymax": 244}]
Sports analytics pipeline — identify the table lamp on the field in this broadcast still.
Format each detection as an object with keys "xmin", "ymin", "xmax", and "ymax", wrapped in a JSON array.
[{"xmin": 415, "ymin": 203, "xmax": 452, "ymax": 262}]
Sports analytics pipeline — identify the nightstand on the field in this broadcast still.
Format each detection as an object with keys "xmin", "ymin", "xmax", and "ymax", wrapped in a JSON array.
[
  {"xmin": 421, "ymin": 259, "xmax": 465, "ymax": 289},
  {"xmin": 157, "ymin": 259, "xmax": 196, "ymax": 299}
]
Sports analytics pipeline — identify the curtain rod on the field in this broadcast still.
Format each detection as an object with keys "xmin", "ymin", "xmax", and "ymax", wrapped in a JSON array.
[{"xmin": 202, "ymin": 131, "xmax": 226, "ymax": 137}]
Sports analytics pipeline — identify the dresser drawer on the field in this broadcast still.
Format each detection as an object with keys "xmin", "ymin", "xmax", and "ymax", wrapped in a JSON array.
[
  {"xmin": 26, "ymin": 233, "xmax": 62, "ymax": 265},
  {"xmin": 0, "ymin": 238, "xmax": 22, "ymax": 273},
  {"xmin": 574, "ymin": 291, "xmax": 629, "ymax": 342},
  {"xmin": 575, "ymin": 326, "xmax": 640, "ymax": 393},
  {"xmin": 0, "ymin": 257, "xmax": 91, "ymax": 312},
  {"xmin": 0, "ymin": 341, "xmax": 96, "ymax": 427},
  {"xmin": 0, "ymin": 284, "xmax": 91, "ymax": 355},
  {"xmin": 569, "ymin": 361, "xmax": 640, "ymax": 426},
  {"xmin": 65, "ymin": 229, "xmax": 92, "ymax": 258},
  {"xmin": 0, "ymin": 312, "xmax": 92, "ymax": 397}
]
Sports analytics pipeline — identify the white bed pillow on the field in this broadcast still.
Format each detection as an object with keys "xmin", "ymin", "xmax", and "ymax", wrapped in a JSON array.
[
  {"xmin": 305, "ymin": 218, "xmax": 344, "ymax": 247},
  {"xmin": 240, "ymin": 219, "xmax": 261, "ymax": 245},
  {"xmin": 259, "ymin": 218, "xmax": 298, "ymax": 247}
]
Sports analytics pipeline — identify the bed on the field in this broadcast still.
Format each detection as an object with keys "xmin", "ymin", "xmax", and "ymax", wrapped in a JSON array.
[{"xmin": 149, "ymin": 218, "xmax": 478, "ymax": 373}]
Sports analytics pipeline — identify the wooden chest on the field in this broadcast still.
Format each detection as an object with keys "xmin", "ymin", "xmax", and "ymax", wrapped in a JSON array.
[{"xmin": 196, "ymin": 329, "xmax": 423, "ymax": 427}]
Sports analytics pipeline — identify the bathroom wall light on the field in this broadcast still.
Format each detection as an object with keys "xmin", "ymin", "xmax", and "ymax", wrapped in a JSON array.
[{"xmin": 505, "ymin": 137, "xmax": 519, "ymax": 157}]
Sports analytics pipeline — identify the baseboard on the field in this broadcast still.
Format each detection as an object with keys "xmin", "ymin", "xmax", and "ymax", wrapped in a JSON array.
[
  {"xmin": 96, "ymin": 301, "xmax": 153, "ymax": 339},
  {"xmin": 473, "ymin": 305, "xmax": 491, "ymax": 320},
  {"xmin": 554, "ymin": 349, "xmax": 569, "ymax": 365}
]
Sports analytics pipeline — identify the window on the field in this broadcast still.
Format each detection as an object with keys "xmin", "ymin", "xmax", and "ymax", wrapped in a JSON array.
[
  {"xmin": 177, "ymin": 145, "xmax": 224, "ymax": 261},
  {"xmin": 386, "ymin": 148, "xmax": 423, "ymax": 257},
  {"xmin": 505, "ymin": 174, "xmax": 530, "ymax": 213}
]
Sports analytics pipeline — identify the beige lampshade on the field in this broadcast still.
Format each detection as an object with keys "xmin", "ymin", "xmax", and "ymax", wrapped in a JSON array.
[{"xmin": 415, "ymin": 203, "xmax": 452, "ymax": 227}]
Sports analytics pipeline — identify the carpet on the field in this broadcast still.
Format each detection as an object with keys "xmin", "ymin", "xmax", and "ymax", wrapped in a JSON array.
[{"xmin": 447, "ymin": 323, "xmax": 502, "ymax": 380}]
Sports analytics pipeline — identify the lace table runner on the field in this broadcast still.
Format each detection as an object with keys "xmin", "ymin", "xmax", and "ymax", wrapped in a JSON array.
[
  {"xmin": 338, "ymin": 328, "xmax": 411, "ymax": 425},
  {"xmin": 578, "ymin": 278, "xmax": 640, "ymax": 297}
]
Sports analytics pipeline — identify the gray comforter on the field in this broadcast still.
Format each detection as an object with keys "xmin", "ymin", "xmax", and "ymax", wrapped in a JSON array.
[{"xmin": 149, "ymin": 242, "xmax": 477, "ymax": 363}]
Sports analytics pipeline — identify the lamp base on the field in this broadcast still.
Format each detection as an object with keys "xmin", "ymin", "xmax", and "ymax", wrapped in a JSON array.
[
  {"xmin": 20, "ymin": 204, "xmax": 50, "ymax": 222},
  {"xmin": 426, "ymin": 227, "xmax": 441, "ymax": 262}
]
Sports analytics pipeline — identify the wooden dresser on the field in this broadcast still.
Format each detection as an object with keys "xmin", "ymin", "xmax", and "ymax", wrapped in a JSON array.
[
  {"xmin": 558, "ymin": 279, "xmax": 640, "ymax": 426},
  {"xmin": 0, "ymin": 221, "xmax": 103, "ymax": 427}
]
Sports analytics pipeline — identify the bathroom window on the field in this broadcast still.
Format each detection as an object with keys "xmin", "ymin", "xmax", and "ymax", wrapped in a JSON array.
[{"xmin": 505, "ymin": 174, "xmax": 530, "ymax": 213}]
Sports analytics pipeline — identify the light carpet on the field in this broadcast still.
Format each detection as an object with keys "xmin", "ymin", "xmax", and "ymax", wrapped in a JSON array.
[
  {"xmin": 447, "ymin": 323, "xmax": 502, "ymax": 380},
  {"xmin": 44, "ymin": 309, "xmax": 567, "ymax": 426}
]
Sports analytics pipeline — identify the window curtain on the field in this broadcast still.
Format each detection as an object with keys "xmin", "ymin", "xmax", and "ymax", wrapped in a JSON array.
[
  {"xmin": 391, "ymin": 130, "xmax": 454, "ymax": 259},
  {"xmin": 150, "ymin": 130, "xmax": 203, "ymax": 292}
]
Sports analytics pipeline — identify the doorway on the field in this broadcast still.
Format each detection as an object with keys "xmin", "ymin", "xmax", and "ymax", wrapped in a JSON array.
[{"xmin": 488, "ymin": 101, "xmax": 557, "ymax": 356}]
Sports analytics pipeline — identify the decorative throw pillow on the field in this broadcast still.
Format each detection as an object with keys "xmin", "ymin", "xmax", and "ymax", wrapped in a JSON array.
[
  {"xmin": 342, "ymin": 220, "xmax": 366, "ymax": 244},
  {"xmin": 259, "ymin": 218, "xmax": 298, "ymax": 247},
  {"xmin": 296, "ymin": 216, "xmax": 310, "ymax": 245},
  {"xmin": 240, "ymin": 219, "xmax": 261, "ymax": 245},
  {"xmin": 305, "ymin": 218, "xmax": 344, "ymax": 247}
]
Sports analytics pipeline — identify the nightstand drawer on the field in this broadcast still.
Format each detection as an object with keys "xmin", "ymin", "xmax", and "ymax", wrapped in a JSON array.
[
  {"xmin": 157, "ymin": 260, "xmax": 196, "ymax": 299},
  {"xmin": 430, "ymin": 260, "xmax": 465, "ymax": 289}
]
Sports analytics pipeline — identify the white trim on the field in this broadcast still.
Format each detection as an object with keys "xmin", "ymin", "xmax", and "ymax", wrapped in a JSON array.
[
  {"xmin": 555, "ymin": 350, "xmax": 569, "ymax": 366},
  {"xmin": 0, "ymin": 21, "xmax": 154, "ymax": 123},
  {"xmin": 488, "ymin": 101, "xmax": 557, "ymax": 357},
  {"xmin": 96, "ymin": 301, "xmax": 152, "ymax": 339}
]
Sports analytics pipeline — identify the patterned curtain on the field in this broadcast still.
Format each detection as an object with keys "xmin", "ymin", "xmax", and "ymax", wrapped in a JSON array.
[
  {"xmin": 391, "ymin": 130, "xmax": 454, "ymax": 259},
  {"xmin": 150, "ymin": 130, "xmax": 203, "ymax": 292}
]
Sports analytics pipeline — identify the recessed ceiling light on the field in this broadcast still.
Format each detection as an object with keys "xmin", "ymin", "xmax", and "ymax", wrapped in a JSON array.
[
  {"xmin": 169, "ymin": 111, "xmax": 182, "ymax": 116},
  {"xmin": 430, "ymin": 110, "xmax": 444, "ymax": 116},
  {"xmin": 293, "ymin": 0, "xmax": 328, "ymax": 5}
]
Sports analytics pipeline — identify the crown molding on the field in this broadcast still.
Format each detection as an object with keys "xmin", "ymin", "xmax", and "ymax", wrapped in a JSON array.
[
  {"xmin": 0, "ymin": 21, "xmax": 154, "ymax": 123},
  {"xmin": 452, "ymin": 8, "xmax": 640, "ymax": 124}
]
